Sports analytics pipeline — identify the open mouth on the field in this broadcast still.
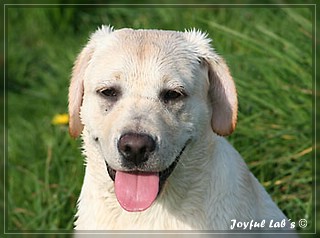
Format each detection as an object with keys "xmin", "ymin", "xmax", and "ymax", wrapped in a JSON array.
[{"xmin": 105, "ymin": 142, "xmax": 189, "ymax": 212}]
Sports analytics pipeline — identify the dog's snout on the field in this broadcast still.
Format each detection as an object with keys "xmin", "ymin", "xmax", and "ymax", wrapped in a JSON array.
[{"xmin": 118, "ymin": 133, "xmax": 156, "ymax": 166}]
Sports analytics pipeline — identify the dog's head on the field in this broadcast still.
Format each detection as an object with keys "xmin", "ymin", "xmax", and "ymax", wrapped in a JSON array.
[{"xmin": 68, "ymin": 26, "xmax": 237, "ymax": 212}]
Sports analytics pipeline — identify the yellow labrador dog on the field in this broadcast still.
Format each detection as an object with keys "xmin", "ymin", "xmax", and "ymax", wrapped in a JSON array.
[{"xmin": 68, "ymin": 26, "xmax": 291, "ymax": 231}]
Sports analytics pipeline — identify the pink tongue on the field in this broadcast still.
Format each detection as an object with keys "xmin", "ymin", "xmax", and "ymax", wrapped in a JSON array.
[{"xmin": 115, "ymin": 171, "xmax": 159, "ymax": 212}]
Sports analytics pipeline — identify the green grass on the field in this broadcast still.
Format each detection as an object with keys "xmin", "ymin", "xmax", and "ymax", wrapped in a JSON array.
[{"xmin": 5, "ymin": 4, "xmax": 314, "ymax": 234}]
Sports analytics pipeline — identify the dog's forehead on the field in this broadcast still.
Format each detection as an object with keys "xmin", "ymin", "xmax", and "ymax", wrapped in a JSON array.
[
  {"xmin": 89, "ymin": 29, "xmax": 201, "ymax": 88},
  {"xmin": 116, "ymin": 28, "xmax": 182, "ymax": 40},
  {"xmin": 96, "ymin": 29, "xmax": 197, "ymax": 63}
]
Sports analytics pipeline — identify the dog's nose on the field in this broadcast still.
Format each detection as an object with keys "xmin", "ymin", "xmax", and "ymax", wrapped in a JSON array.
[{"xmin": 118, "ymin": 133, "xmax": 156, "ymax": 166}]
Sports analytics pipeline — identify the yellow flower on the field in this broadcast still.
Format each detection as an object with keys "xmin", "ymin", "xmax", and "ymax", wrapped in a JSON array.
[{"xmin": 52, "ymin": 113, "xmax": 69, "ymax": 125}]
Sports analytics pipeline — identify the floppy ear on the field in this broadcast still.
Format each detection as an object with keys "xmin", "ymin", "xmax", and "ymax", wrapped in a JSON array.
[
  {"xmin": 68, "ymin": 25, "xmax": 115, "ymax": 138},
  {"xmin": 183, "ymin": 29, "xmax": 238, "ymax": 136},
  {"xmin": 205, "ymin": 57, "xmax": 238, "ymax": 136},
  {"xmin": 68, "ymin": 45, "xmax": 93, "ymax": 138}
]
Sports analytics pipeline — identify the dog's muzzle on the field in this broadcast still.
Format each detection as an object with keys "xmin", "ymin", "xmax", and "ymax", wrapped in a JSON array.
[{"xmin": 105, "ymin": 133, "xmax": 189, "ymax": 212}]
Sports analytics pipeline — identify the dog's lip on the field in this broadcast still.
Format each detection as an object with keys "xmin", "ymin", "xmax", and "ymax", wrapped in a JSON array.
[{"xmin": 105, "ymin": 140, "xmax": 190, "ymax": 193}]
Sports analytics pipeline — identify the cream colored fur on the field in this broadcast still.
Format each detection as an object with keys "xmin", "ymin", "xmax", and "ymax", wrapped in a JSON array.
[{"xmin": 68, "ymin": 26, "xmax": 295, "ymax": 235}]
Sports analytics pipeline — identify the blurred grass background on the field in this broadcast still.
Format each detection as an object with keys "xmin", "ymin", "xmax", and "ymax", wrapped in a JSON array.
[{"xmin": 4, "ymin": 1, "xmax": 314, "ymax": 235}]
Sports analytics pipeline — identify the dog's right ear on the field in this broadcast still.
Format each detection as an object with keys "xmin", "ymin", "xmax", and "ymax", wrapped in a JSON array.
[
  {"xmin": 68, "ymin": 25, "xmax": 115, "ymax": 138},
  {"xmin": 68, "ymin": 45, "xmax": 93, "ymax": 138}
]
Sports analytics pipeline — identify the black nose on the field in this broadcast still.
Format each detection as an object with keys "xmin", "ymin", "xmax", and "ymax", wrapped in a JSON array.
[{"xmin": 118, "ymin": 133, "xmax": 156, "ymax": 166}]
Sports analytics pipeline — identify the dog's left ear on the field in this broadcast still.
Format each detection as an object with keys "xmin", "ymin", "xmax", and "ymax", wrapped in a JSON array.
[{"xmin": 183, "ymin": 29, "xmax": 238, "ymax": 136}]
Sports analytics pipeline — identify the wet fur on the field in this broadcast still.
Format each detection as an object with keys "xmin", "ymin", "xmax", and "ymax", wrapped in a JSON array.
[{"xmin": 69, "ymin": 26, "xmax": 291, "ymax": 233}]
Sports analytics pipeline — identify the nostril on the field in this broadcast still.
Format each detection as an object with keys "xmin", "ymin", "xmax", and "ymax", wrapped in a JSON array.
[
  {"xmin": 118, "ymin": 133, "xmax": 156, "ymax": 166},
  {"xmin": 124, "ymin": 145, "xmax": 131, "ymax": 153},
  {"xmin": 123, "ymin": 144, "xmax": 136, "ymax": 156}
]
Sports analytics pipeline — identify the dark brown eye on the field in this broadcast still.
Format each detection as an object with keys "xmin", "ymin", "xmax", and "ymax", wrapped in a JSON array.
[
  {"xmin": 99, "ymin": 87, "xmax": 120, "ymax": 100},
  {"xmin": 161, "ymin": 89, "xmax": 185, "ymax": 104}
]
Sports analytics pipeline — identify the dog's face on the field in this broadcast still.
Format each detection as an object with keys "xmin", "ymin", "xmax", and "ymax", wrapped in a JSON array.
[{"xmin": 69, "ymin": 26, "xmax": 237, "ymax": 212}]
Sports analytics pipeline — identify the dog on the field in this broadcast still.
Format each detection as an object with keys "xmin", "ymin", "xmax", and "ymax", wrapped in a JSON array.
[{"xmin": 68, "ymin": 25, "xmax": 293, "ymax": 232}]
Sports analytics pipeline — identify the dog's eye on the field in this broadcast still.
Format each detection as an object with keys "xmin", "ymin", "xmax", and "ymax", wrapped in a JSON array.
[
  {"xmin": 161, "ymin": 89, "xmax": 185, "ymax": 104},
  {"xmin": 98, "ymin": 87, "xmax": 120, "ymax": 100}
]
